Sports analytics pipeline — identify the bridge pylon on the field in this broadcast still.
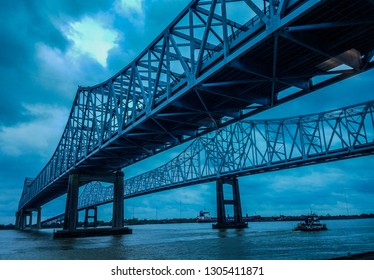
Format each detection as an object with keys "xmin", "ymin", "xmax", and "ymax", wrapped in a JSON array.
[
  {"xmin": 15, "ymin": 207, "xmax": 41, "ymax": 230},
  {"xmin": 213, "ymin": 177, "xmax": 248, "ymax": 229},
  {"xmin": 54, "ymin": 170, "xmax": 132, "ymax": 238},
  {"xmin": 63, "ymin": 173, "xmax": 79, "ymax": 231},
  {"xmin": 83, "ymin": 206, "xmax": 98, "ymax": 228},
  {"xmin": 112, "ymin": 171, "xmax": 124, "ymax": 228}
]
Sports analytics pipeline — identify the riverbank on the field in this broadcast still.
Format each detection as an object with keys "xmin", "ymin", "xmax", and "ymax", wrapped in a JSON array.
[{"xmin": 1, "ymin": 214, "xmax": 373, "ymax": 229}]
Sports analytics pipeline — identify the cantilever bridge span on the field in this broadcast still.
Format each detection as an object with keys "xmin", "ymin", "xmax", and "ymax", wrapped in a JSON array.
[
  {"xmin": 41, "ymin": 100, "xmax": 374, "ymax": 226},
  {"xmin": 81, "ymin": 100, "xmax": 374, "ymax": 205},
  {"xmin": 16, "ymin": 0, "xmax": 374, "ymax": 232}
]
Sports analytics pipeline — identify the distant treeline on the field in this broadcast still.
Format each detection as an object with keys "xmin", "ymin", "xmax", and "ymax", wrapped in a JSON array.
[
  {"xmin": 257, "ymin": 213, "xmax": 374, "ymax": 222},
  {"xmin": 1, "ymin": 213, "xmax": 373, "ymax": 229},
  {"xmin": 0, "ymin": 224, "xmax": 15, "ymax": 230},
  {"xmin": 41, "ymin": 218, "xmax": 197, "ymax": 228}
]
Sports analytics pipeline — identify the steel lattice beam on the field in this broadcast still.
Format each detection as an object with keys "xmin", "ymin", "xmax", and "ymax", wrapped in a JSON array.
[
  {"xmin": 19, "ymin": 0, "xmax": 374, "ymax": 210},
  {"xmin": 75, "ymin": 100, "xmax": 374, "ymax": 210}
]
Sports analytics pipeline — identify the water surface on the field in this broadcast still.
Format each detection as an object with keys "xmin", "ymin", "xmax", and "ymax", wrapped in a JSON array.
[{"xmin": 1, "ymin": 219, "xmax": 373, "ymax": 260}]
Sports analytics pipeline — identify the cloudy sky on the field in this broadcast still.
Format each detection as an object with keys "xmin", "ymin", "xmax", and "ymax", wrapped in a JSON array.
[{"xmin": 0, "ymin": 0, "xmax": 373, "ymax": 225}]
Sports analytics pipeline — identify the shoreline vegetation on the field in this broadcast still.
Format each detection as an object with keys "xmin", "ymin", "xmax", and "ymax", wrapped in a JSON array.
[{"xmin": 1, "ymin": 213, "xmax": 373, "ymax": 230}]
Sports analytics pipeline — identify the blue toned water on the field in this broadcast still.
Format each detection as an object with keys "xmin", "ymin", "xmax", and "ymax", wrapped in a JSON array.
[{"xmin": 0, "ymin": 219, "xmax": 373, "ymax": 260}]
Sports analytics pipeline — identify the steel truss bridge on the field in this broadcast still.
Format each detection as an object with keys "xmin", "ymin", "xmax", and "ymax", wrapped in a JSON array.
[
  {"xmin": 42, "ymin": 100, "xmax": 374, "ymax": 225},
  {"xmin": 79, "ymin": 100, "xmax": 374, "ymax": 207},
  {"xmin": 17, "ymin": 0, "xmax": 374, "ymax": 229}
]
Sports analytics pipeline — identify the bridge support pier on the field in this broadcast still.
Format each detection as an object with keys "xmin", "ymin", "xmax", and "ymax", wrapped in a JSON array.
[
  {"xmin": 15, "ymin": 208, "xmax": 42, "ymax": 230},
  {"xmin": 84, "ymin": 206, "xmax": 98, "ymax": 228},
  {"xmin": 55, "ymin": 170, "xmax": 131, "ymax": 238},
  {"xmin": 15, "ymin": 210, "xmax": 21, "ymax": 230},
  {"xmin": 36, "ymin": 208, "xmax": 42, "ymax": 229},
  {"xmin": 112, "ymin": 171, "xmax": 124, "ymax": 228},
  {"xmin": 15, "ymin": 210, "xmax": 26, "ymax": 230},
  {"xmin": 63, "ymin": 173, "xmax": 79, "ymax": 231},
  {"xmin": 213, "ymin": 177, "xmax": 248, "ymax": 229}
]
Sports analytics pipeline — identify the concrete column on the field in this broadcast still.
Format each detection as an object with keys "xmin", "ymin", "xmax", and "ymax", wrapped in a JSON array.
[
  {"xmin": 216, "ymin": 179, "xmax": 226, "ymax": 225},
  {"xmin": 93, "ymin": 206, "xmax": 98, "ymax": 228},
  {"xmin": 15, "ymin": 211, "xmax": 20, "ymax": 230},
  {"xmin": 63, "ymin": 173, "xmax": 79, "ymax": 231},
  {"xmin": 36, "ymin": 208, "xmax": 42, "ymax": 229},
  {"xmin": 20, "ymin": 209, "xmax": 26, "ymax": 230},
  {"xmin": 112, "ymin": 171, "xmax": 124, "ymax": 228},
  {"xmin": 84, "ymin": 209, "xmax": 89, "ymax": 228},
  {"xmin": 84, "ymin": 206, "xmax": 98, "ymax": 228},
  {"xmin": 28, "ymin": 213, "xmax": 33, "ymax": 228},
  {"xmin": 213, "ymin": 177, "xmax": 247, "ymax": 229},
  {"xmin": 232, "ymin": 178, "xmax": 243, "ymax": 224}
]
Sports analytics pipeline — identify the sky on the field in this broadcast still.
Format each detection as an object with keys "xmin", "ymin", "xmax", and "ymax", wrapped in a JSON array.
[{"xmin": 0, "ymin": 0, "xmax": 373, "ymax": 225}]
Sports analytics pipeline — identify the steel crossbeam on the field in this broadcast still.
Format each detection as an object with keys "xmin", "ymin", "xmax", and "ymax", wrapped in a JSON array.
[
  {"xmin": 18, "ymin": 0, "xmax": 374, "ymax": 210},
  {"xmin": 76, "ymin": 100, "xmax": 374, "ymax": 209}
]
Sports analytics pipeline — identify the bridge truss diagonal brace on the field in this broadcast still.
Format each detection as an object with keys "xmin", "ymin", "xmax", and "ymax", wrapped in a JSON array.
[{"xmin": 243, "ymin": 0, "xmax": 269, "ymax": 25}]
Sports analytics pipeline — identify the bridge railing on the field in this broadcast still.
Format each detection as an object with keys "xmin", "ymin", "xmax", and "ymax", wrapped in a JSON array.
[{"xmin": 77, "ymin": 100, "xmax": 374, "ymax": 208}]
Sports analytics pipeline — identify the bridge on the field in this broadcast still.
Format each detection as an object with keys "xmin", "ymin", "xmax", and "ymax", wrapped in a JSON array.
[
  {"xmin": 42, "ymin": 100, "xmax": 374, "ymax": 228},
  {"xmin": 16, "ymin": 0, "xmax": 374, "ymax": 233}
]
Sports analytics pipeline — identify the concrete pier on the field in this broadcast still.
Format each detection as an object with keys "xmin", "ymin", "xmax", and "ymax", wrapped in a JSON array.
[
  {"xmin": 213, "ymin": 177, "xmax": 248, "ymax": 229},
  {"xmin": 36, "ymin": 208, "xmax": 42, "ymax": 229},
  {"xmin": 84, "ymin": 206, "xmax": 98, "ymax": 228},
  {"xmin": 54, "ymin": 170, "xmax": 131, "ymax": 238},
  {"xmin": 63, "ymin": 174, "xmax": 79, "ymax": 231},
  {"xmin": 15, "ymin": 207, "xmax": 42, "ymax": 230},
  {"xmin": 112, "ymin": 171, "xmax": 124, "ymax": 228}
]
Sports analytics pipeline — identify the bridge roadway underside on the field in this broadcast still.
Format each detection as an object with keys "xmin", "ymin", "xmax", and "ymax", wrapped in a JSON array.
[{"xmin": 24, "ymin": 0, "xmax": 374, "ymax": 210}]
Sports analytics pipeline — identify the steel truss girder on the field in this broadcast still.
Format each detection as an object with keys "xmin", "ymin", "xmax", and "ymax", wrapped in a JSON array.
[
  {"xmin": 77, "ymin": 100, "xmax": 374, "ymax": 209},
  {"xmin": 18, "ymin": 0, "xmax": 374, "ymax": 210}
]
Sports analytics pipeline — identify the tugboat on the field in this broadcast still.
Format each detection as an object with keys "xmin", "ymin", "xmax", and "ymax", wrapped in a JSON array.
[{"xmin": 293, "ymin": 213, "xmax": 328, "ymax": 231}]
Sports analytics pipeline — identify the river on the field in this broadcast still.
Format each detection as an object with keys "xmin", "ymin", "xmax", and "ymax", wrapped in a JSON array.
[{"xmin": 0, "ymin": 218, "xmax": 373, "ymax": 260}]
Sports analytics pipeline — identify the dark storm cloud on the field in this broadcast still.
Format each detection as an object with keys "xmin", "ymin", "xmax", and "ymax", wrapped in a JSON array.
[
  {"xmin": 21, "ymin": 1, "xmax": 69, "ymax": 51},
  {"xmin": 0, "ymin": 0, "xmax": 67, "ymax": 126},
  {"xmin": 0, "ymin": 0, "xmax": 116, "ymax": 127},
  {"xmin": 0, "ymin": 2, "xmax": 35, "ymax": 67},
  {"xmin": 0, "ymin": 1, "xmax": 40, "ymax": 125},
  {"xmin": 0, "ymin": 0, "xmax": 75, "ymax": 69}
]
